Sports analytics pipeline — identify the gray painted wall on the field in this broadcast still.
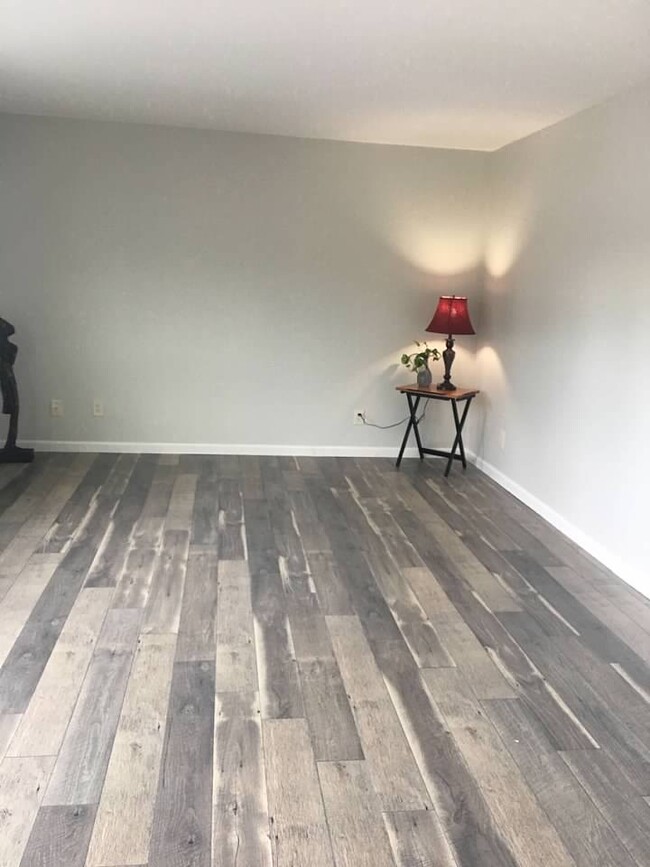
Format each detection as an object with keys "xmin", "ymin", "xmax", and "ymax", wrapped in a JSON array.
[
  {"xmin": 0, "ymin": 115, "xmax": 486, "ymax": 452},
  {"xmin": 477, "ymin": 78, "xmax": 650, "ymax": 595},
  {"xmin": 3, "ymin": 83, "xmax": 649, "ymax": 595}
]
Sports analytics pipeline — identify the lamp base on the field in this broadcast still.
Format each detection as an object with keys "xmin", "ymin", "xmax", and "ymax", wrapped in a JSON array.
[{"xmin": 437, "ymin": 336, "xmax": 457, "ymax": 391}]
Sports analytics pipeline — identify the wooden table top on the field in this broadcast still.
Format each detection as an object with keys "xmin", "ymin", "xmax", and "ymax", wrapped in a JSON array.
[{"xmin": 396, "ymin": 384, "xmax": 480, "ymax": 400}]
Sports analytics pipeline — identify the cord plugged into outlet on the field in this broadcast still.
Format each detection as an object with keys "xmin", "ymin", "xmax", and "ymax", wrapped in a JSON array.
[{"xmin": 358, "ymin": 404, "xmax": 429, "ymax": 430}]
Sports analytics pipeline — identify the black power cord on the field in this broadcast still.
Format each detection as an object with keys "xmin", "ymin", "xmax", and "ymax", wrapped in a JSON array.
[{"xmin": 359, "ymin": 403, "xmax": 428, "ymax": 430}]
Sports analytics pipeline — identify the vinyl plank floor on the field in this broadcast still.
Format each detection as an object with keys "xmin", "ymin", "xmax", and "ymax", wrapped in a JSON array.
[
  {"xmin": 317, "ymin": 760, "xmax": 395, "ymax": 867},
  {"xmin": 0, "ymin": 755, "xmax": 56, "ymax": 866},
  {"xmin": 0, "ymin": 454, "xmax": 646, "ymax": 866},
  {"xmin": 43, "ymin": 609, "xmax": 141, "ymax": 806},
  {"xmin": 19, "ymin": 803, "xmax": 97, "ymax": 867},
  {"xmin": 383, "ymin": 809, "xmax": 458, "ymax": 867},
  {"xmin": 147, "ymin": 660, "xmax": 215, "ymax": 867},
  {"xmin": 213, "ymin": 691, "xmax": 273, "ymax": 867},
  {"xmin": 263, "ymin": 718, "xmax": 335, "ymax": 866},
  {"xmin": 85, "ymin": 633, "xmax": 177, "ymax": 867},
  {"xmin": 8, "ymin": 587, "xmax": 113, "ymax": 757}
]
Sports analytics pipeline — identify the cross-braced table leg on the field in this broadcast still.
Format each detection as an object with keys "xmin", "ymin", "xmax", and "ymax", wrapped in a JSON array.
[
  {"xmin": 396, "ymin": 394, "xmax": 423, "ymax": 467},
  {"xmin": 445, "ymin": 397, "xmax": 473, "ymax": 477}
]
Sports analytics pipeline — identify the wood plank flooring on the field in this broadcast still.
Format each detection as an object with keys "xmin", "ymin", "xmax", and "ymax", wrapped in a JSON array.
[{"xmin": 0, "ymin": 452, "xmax": 648, "ymax": 866}]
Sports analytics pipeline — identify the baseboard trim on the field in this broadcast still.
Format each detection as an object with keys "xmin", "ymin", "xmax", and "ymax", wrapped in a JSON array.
[
  {"xmin": 474, "ymin": 454, "xmax": 648, "ymax": 599},
  {"xmin": 23, "ymin": 440, "xmax": 428, "ymax": 459}
]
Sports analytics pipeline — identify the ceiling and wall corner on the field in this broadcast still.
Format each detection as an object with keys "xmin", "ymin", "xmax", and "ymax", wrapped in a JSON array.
[{"xmin": 1, "ymin": 0, "xmax": 650, "ymax": 151}]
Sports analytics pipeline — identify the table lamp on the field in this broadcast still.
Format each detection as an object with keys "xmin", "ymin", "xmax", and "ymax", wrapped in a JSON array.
[{"xmin": 425, "ymin": 295, "xmax": 475, "ymax": 391}]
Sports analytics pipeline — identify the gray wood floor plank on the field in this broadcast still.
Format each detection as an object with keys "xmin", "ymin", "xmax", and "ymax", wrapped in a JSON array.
[
  {"xmin": 8, "ymin": 587, "xmax": 113, "ymax": 757},
  {"xmin": 326, "ymin": 615, "xmax": 431, "ymax": 812},
  {"xmin": 244, "ymin": 498, "xmax": 304, "ymax": 719},
  {"xmin": 143, "ymin": 529, "xmax": 190, "ymax": 634},
  {"xmin": 42, "ymin": 454, "xmax": 118, "ymax": 554},
  {"xmin": 335, "ymin": 490, "xmax": 454, "ymax": 668},
  {"xmin": 411, "ymin": 562, "xmax": 598, "ymax": 749},
  {"xmin": 85, "ymin": 454, "xmax": 157, "ymax": 588},
  {"xmin": 165, "ymin": 473, "xmax": 198, "ymax": 533},
  {"xmin": 502, "ymin": 617, "xmax": 650, "ymax": 764},
  {"xmin": 0, "ymin": 712, "xmax": 21, "ymax": 761},
  {"xmin": 43, "ymin": 609, "xmax": 141, "ymax": 806},
  {"xmin": 263, "ymin": 718, "xmax": 335, "ymax": 866},
  {"xmin": 110, "ymin": 463, "xmax": 178, "ymax": 607},
  {"xmin": 306, "ymin": 552, "xmax": 353, "ymax": 615},
  {"xmin": 264, "ymin": 463, "xmax": 319, "ymax": 617},
  {"xmin": 0, "ymin": 461, "xmax": 57, "ymax": 535},
  {"xmin": 371, "ymin": 637, "xmax": 520, "ymax": 867},
  {"xmin": 318, "ymin": 760, "xmax": 395, "ymax": 867},
  {"xmin": 288, "ymin": 491, "xmax": 332, "ymax": 555},
  {"xmin": 218, "ymin": 478, "xmax": 246, "ymax": 560},
  {"xmin": 190, "ymin": 458, "xmax": 220, "ymax": 546},
  {"xmin": 561, "ymin": 749, "xmax": 650, "ymax": 866},
  {"xmin": 19, "ymin": 804, "xmax": 97, "ymax": 867},
  {"xmin": 0, "ymin": 755, "xmax": 56, "ymax": 867},
  {"xmin": 85, "ymin": 633, "xmax": 177, "ymax": 867},
  {"xmin": 0, "ymin": 458, "xmax": 138, "ymax": 714},
  {"xmin": 504, "ymin": 552, "xmax": 650, "ymax": 678},
  {"xmin": 0, "ymin": 474, "xmax": 87, "ymax": 578},
  {"xmin": 418, "ymin": 508, "xmax": 522, "ymax": 612},
  {"xmin": 290, "ymin": 614, "xmax": 363, "ymax": 761},
  {"xmin": 483, "ymin": 698, "xmax": 638, "ymax": 867},
  {"xmin": 383, "ymin": 810, "xmax": 458, "ymax": 867},
  {"xmin": 422, "ymin": 666, "xmax": 575, "ymax": 867},
  {"xmin": 213, "ymin": 691, "xmax": 273, "ymax": 867},
  {"xmin": 215, "ymin": 559, "xmax": 258, "ymax": 693},
  {"xmin": 0, "ymin": 463, "xmax": 32, "ymax": 497},
  {"xmin": 176, "ymin": 549, "xmax": 218, "ymax": 662},
  {"xmin": 355, "ymin": 495, "xmax": 423, "ymax": 569},
  {"xmin": 0, "ymin": 556, "xmax": 60, "ymax": 669},
  {"xmin": 306, "ymin": 479, "xmax": 402, "ymax": 645},
  {"xmin": 148, "ymin": 660, "xmax": 215, "ymax": 867}
]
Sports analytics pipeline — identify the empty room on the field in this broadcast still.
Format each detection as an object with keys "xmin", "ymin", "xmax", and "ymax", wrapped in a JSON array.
[{"xmin": 1, "ymin": 1, "xmax": 649, "ymax": 865}]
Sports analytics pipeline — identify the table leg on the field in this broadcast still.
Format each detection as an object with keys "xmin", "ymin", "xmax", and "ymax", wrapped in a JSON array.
[
  {"xmin": 396, "ymin": 394, "xmax": 422, "ymax": 467},
  {"xmin": 409, "ymin": 394, "xmax": 425, "ymax": 460},
  {"xmin": 445, "ymin": 398, "xmax": 473, "ymax": 477}
]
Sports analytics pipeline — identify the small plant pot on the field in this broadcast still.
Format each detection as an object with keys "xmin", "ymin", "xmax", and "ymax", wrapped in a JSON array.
[{"xmin": 416, "ymin": 365, "xmax": 432, "ymax": 388}]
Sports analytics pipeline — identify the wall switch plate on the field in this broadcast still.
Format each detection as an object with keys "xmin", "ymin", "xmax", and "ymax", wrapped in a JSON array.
[
  {"xmin": 50, "ymin": 399, "xmax": 64, "ymax": 418},
  {"xmin": 354, "ymin": 409, "xmax": 365, "ymax": 425},
  {"xmin": 93, "ymin": 400, "xmax": 104, "ymax": 417}
]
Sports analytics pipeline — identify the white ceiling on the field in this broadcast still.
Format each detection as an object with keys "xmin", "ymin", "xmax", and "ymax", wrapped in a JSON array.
[{"xmin": 2, "ymin": 1, "xmax": 649, "ymax": 151}]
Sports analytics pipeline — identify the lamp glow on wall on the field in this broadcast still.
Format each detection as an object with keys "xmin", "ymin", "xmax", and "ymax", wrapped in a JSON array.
[{"xmin": 426, "ymin": 295, "xmax": 475, "ymax": 391}]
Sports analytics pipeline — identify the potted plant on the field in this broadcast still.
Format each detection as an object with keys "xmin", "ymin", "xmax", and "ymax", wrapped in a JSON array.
[{"xmin": 401, "ymin": 342, "xmax": 441, "ymax": 388}]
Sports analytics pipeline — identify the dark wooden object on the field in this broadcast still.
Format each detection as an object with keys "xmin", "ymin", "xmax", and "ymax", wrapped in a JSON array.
[
  {"xmin": 0, "ymin": 317, "xmax": 34, "ymax": 462},
  {"xmin": 395, "ymin": 384, "xmax": 479, "ymax": 476}
]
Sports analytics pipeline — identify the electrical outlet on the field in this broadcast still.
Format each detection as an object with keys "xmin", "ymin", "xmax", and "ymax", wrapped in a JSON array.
[
  {"xmin": 354, "ymin": 409, "xmax": 365, "ymax": 426},
  {"xmin": 50, "ymin": 399, "xmax": 64, "ymax": 418},
  {"xmin": 93, "ymin": 400, "xmax": 104, "ymax": 417}
]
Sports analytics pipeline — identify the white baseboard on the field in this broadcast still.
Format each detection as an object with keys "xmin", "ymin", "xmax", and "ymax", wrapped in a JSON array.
[
  {"xmin": 23, "ymin": 440, "xmax": 426, "ymax": 459},
  {"xmin": 474, "ymin": 454, "xmax": 648, "ymax": 600}
]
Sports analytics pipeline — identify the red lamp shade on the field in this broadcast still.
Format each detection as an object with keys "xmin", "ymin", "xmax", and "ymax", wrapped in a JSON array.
[{"xmin": 425, "ymin": 295, "xmax": 475, "ymax": 336}]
